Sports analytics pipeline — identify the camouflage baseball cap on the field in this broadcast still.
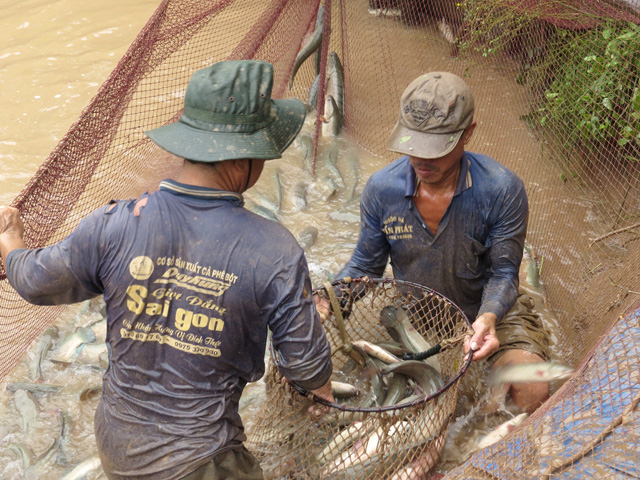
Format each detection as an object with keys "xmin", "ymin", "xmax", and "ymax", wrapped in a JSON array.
[
  {"xmin": 145, "ymin": 60, "xmax": 305, "ymax": 162},
  {"xmin": 386, "ymin": 71, "xmax": 474, "ymax": 159}
]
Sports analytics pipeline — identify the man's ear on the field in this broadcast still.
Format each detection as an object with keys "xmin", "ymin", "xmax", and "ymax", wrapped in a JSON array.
[{"xmin": 463, "ymin": 121, "xmax": 477, "ymax": 144}]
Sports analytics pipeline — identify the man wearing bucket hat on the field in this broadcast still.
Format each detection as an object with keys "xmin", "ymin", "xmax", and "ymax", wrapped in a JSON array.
[
  {"xmin": 322, "ymin": 72, "xmax": 551, "ymax": 415},
  {"xmin": 0, "ymin": 60, "xmax": 333, "ymax": 479}
]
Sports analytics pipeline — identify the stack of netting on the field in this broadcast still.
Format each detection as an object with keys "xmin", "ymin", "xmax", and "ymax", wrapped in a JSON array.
[{"xmin": 245, "ymin": 277, "xmax": 472, "ymax": 479}]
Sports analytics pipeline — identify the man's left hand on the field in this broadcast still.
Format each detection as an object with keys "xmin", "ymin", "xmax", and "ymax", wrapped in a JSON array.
[
  {"xmin": 464, "ymin": 313, "xmax": 499, "ymax": 361},
  {"xmin": 0, "ymin": 206, "xmax": 26, "ymax": 261}
]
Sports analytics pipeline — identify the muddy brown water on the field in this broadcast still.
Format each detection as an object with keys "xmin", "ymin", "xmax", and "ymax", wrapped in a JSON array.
[{"xmin": 0, "ymin": 2, "xmax": 567, "ymax": 479}]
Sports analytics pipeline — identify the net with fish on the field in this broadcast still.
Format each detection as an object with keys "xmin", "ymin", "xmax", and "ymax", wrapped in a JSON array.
[
  {"xmin": 1, "ymin": 0, "xmax": 639, "ymax": 478},
  {"xmin": 246, "ymin": 277, "xmax": 472, "ymax": 479}
]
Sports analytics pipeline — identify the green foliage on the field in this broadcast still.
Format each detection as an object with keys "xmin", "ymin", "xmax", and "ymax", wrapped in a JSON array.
[{"xmin": 537, "ymin": 22, "xmax": 640, "ymax": 161}]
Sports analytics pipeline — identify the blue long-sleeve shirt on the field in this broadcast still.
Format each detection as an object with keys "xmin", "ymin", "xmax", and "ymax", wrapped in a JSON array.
[
  {"xmin": 338, "ymin": 152, "xmax": 527, "ymax": 322},
  {"xmin": 6, "ymin": 179, "xmax": 332, "ymax": 480}
]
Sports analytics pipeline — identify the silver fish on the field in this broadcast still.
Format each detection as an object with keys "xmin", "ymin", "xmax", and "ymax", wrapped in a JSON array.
[
  {"xmin": 289, "ymin": 5, "xmax": 324, "ymax": 89},
  {"xmin": 245, "ymin": 201, "xmax": 279, "ymax": 222},
  {"xmin": 50, "ymin": 327, "xmax": 96, "ymax": 364},
  {"xmin": 331, "ymin": 380, "xmax": 361, "ymax": 399},
  {"xmin": 328, "ymin": 210, "xmax": 360, "ymax": 223},
  {"xmin": 14, "ymin": 388, "xmax": 40, "ymax": 435},
  {"xmin": 296, "ymin": 226, "xmax": 318, "ymax": 251},
  {"xmin": 476, "ymin": 413, "xmax": 529, "ymax": 450},
  {"xmin": 28, "ymin": 326, "xmax": 58, "ymax": 382},
  {"xmin": 78, "ymin": 385, "xmax": 103, "ymax": 402},
  {"xmin": 379, "ymin": 305, "xmax": 441, "ymax": 373},
  {"xmin": 308, "ymin": 73, "xmax": 321, "ymax": 110},
  {"xmin": 351, "ymin": 340, "xmax": 400, "ymax": 364},
  {"xmin": 290, "ymin": 181, "xmax": 308, "ymax": 211},
  {"xmin": 89, "ymin": 319, "xmax": 107, "ymax": 344},
  {"xmin": 60, "ymin": 454, "xmax": 103, "ymax": 480},
  {"xmin": 322, "ymin": 142, "xmax": 345, "ymax": 188},
  {"xmin": 379, "ymin": 360, "xmax": 444, "ymax": 398},
  {"xmin": 76, "ymin": 342, "xmax": 108, "ymax": 366},
  {"xmin": 381, "ymin": 372, "xmax": 409, "ymax": 406},
  {"xmin": 326, "ymin": 52, "xmax": 345, "ymax": 118},
  {"xmin": 322, "ymin": 95, "xmax": 344, "ymax": 137},
  {"xmin": 7, "ymin": 382, "xmax": 64, "ymax": 393},
  {"xmin": 489, "ymin": 362, "xmax": 574, "ymax": 385},
  {"xmin": 274, "ymin": 170, "xmax": 284, "ymax": 212},
  {"xmin": 8, "ymin": 443, "xmax": 34, "ymax": 469},
  {"xmin": 296, "ymin": 133, "xmax": 314, "ymax": 175}
]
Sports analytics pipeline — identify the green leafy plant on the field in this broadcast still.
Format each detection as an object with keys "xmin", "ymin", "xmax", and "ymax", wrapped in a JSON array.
[{"xmin": 537, "ymin": 21, "xmax": 640, "ymax": 163}]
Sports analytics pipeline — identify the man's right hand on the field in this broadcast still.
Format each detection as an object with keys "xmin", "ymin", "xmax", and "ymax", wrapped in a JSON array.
[
  {"xmin": 0, "ymin": 206, "xmax": 26, "ymax": 260},
  {"xmin": 308, "ymin": 380, "xmax": 335, "ymax": 416},
  {"xmin": 313, "ymin": 292, "xmax": 332, "ymax": 322}
]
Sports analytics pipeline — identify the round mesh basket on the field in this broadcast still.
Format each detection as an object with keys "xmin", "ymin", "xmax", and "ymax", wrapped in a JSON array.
[{"xmin": 245, "ymin": 277, "xmax": 473, "ymax": 480}]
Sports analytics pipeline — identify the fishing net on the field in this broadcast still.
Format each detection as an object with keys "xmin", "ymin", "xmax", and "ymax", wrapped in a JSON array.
[
  {"xmin": 1, "ymin": 0, "xmax": 639, "ymax": 478},
  {"xmin": 246, "ymin": 277, "xmax": 472, "ymax": 479}
]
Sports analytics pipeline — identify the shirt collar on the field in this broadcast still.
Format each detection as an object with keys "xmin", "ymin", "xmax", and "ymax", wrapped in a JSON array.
[
  {"xmin": 405, "ymin": 153, "xmax": 473, "ymax": 197},
  {"xmin": 159, "ymin": 179, "xmax": 244, "ymax": 205}
]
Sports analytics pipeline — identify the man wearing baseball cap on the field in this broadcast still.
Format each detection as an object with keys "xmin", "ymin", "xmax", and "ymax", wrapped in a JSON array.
[
  {"xmin": 329, "ymin": 71, "xmax": 551, "ymax": 415},
  {"xmin": 0, "ymin": 60, "xmax": 333, "ymax": 479}
]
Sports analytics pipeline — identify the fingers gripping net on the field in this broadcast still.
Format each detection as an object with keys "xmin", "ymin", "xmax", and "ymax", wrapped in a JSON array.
[{"xmin": 245, "ymin": 278, "xmax": 472, "ymax": 479}]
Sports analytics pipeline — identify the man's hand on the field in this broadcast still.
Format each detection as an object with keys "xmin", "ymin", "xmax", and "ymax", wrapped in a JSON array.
[
  {"xmin": 0, "ymin": 206, "xmax": 26, "ymax": 261},
  {"xmin": 308, "ymin": 380, "xmax": 335, "ymax": 417},
  {"xmin": 464, "ymin": 313, "xmax": 499, "ymax": 361},
  {"xmin": 313, "ymin": 292, "xmax": 332, "ymax": 322}
]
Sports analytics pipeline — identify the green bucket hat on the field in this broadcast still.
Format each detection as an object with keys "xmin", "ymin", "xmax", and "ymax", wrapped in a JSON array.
[{"xmin": 145, "ymin": 60, "xmax": 306, "ymax": 162}]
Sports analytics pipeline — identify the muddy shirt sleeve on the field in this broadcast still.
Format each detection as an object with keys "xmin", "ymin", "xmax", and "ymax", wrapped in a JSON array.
[
  {"xmin": 478, "ymin": 176, "xmax": 528, "ymax": 322},
  {"xmin": 5, "ymin": 209, "xmax": 106, "ymax": 305},
  {"xmin": 337, "ymin": 177, "xmax": 390, "ymax": 280},
  {"xmin": 268, "ymin": 252, "xmax": 333, "ymax": 392}
]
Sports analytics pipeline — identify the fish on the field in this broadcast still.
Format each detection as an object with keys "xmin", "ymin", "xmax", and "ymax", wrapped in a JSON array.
[
  {"xmin": 8, "ymin": 443, "xmax": 34, "ymax": 470},
  {"xmin": 389, "ymin": 432, "xmax": 446, "ymax": 480},
  {"xmin": 308, "ymin": 175, "xmax": 338, "ymax": 203},
  {"xmin": 57, "ymin": 410, "xmax": 73, "ymax": 466},
  {"xmin": 331, "ymin": 380, "xmax": 361, "ymax": 399},
  {"xmin": 340, "ymin": 147, "xmax": 360, "ymax": 201},
  {"xmin": 245, "ymin": 200, "xmax": 279, "ymax": 222},
  {"xmin": 28, "ymin": 326, "xmax": 58, "ymax": 382},
  {"xmin": 489, "ymin": 362, "xmax": 574, "ymax": 385},
  {"xmin": 329, "ymin": 210, "xmax": 360, "ymax": 223},
  {"xmin": 523, "ymin": 243, "xmax": 541, "ymax": 290},
  {"xmin": 49, "ymin": 327, "xmax": 96, "ymax": 364},
  {"xmin": 351, "ymin": 340, "xmax": 401, "ymax": 365},
  {"xmin": 75, "ymin": 342, "xmax": 108, "ymax": 366},
  {"xmin": 252, "ymin": 191, "xmax": 281, "ymax": 216},
  {"xmin": 379, "ymin": 360, "xmax": 444, "ymax": 398},
  {"xmin": 326, "ymin": 52, "xmax": 345, "ymax": 120},
  {"xmin": 379, "ymin": 305, "xmax": 441, "ymax": 372},
  {"xmin": 381, "ymin": 372, "xmax": 409, "ymax": 406},
  {"xmin": 14, "ymin": 388, "xmax": 40, "ymax": 435},
  {"xmin": 475, "ymin": 413, "xmax": 529, "ymax": 450},
  {"xmin": 274, "ymin": 170, "xmax": 284, "ymax": 212},
  {"xmin": 296, "ymin": 133, "xmax": 314, "ymax": 175},
  {"xmin": 316, "ymin": 421, "xmax": 369, "ymax": 466},
  {"xmin": 289, "ymin": 5, "xmax": 324, "ymax": 89},
  {"xmin": 89, "ymin": 318, "xmax": 107, "ymax": 344},
  {"xmin": 6, "ymin": 382, "xmax": 64, "ymax": 393},
  {"xmin": 296, "ymin": 226, "xmax": 318, "ymax": 251},
  {"xmin": 79, "ymin": 385, "xmax": 103, "ymax": 402},
  {"xmin": 60, "ymin": 454, "xmax": 103, "ymax": 480},
  {"xmin": 322, "ymin": 95, "xmax": 344, "ymax": 137},
  {"xmin": 322, "ymin": 141, "xmax": 346, "ymax": 189},
  {"xmin": 290, "ymin": 181, "xmax": 308, "ymax": 211},
  {"xmin": 308, "ymin": 73, "xmax": 321, "ymax": 110}
]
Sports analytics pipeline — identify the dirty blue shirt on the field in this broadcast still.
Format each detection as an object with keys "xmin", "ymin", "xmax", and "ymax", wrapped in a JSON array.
[
  {"xmin": 338, "ymin": 152, "xmax": 527, "ymax": 322},
  {"xmin": 6, "ymin": 179, "xmax": 332, "ymax": 480}
]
